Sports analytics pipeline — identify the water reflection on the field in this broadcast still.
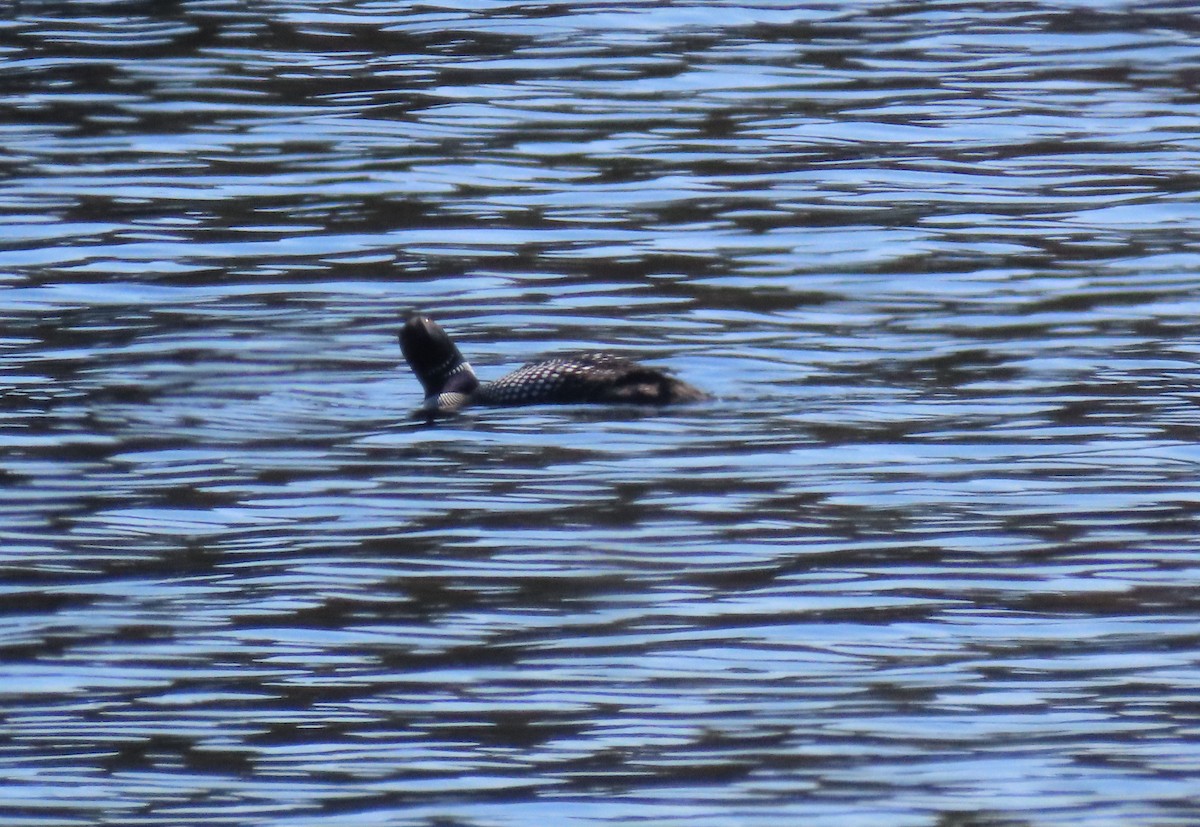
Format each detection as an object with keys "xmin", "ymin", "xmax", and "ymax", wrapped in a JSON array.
[{"xmin": 2, "ymin": 2, "xmax": 1200, "ymax": 826}]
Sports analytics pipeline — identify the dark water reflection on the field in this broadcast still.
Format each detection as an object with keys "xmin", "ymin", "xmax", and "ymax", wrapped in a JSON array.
[{"xmin": 3, "ymin": 1, "xmax": 1200, "ymax": 825}]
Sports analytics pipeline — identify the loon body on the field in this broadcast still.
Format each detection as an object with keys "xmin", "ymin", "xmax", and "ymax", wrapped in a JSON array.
[{"xmin": 400, "ymin": 316, "xmax": 705, "ymax": 414}]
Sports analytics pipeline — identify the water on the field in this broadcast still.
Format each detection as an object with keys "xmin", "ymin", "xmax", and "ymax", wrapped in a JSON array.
[{"xmin": 2, "ymin": 2, "xmax": 1200, "ymax": 825}]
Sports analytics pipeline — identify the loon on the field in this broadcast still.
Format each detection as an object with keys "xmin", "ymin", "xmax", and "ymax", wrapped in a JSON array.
[{"xmin": 400, "ymin": 316, "xmax": 706, "ymax": 414}]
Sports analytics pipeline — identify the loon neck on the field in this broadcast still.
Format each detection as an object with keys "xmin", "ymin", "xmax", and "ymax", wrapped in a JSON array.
[{"xmin": 423, "ymin": 362, "xmax": 480, "ymax": 412}]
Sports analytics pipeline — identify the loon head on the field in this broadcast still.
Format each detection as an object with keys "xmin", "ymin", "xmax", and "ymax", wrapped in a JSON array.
[{"xmin": 399, "ymin": 316, "xmax": 479, "ymax": 410}]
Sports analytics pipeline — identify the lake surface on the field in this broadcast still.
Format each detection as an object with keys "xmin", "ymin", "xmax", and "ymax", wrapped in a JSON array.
[{"xmin": 2, "ymin": 2, "xmax": 1200, "ymax": 825}]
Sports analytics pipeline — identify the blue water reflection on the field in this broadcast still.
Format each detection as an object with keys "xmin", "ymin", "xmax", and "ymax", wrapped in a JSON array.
[{"xmin": 2, "ymin": 2, "xmax": 1200, "ymax": 826}]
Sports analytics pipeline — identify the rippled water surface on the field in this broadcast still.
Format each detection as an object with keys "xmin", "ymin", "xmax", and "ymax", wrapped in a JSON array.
[{"xmin": 3, "ymin": 2, "xmax": 1200, "ymax": 825}]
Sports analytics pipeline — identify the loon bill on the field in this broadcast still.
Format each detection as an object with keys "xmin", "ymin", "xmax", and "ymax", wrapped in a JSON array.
[{"xmin": 399, "ymin": 316, "xmax": 706, "ymax": 413}]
